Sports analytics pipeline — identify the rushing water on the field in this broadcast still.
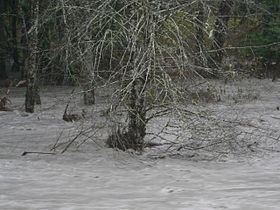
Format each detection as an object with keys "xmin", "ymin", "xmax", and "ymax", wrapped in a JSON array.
[
  {"xmin": 1, "ymin": 83, "xmax": 280, "ymax": 210},
  {"xmin": 1, "ymin": 152, "xmax": 280, "ymax": 210}
]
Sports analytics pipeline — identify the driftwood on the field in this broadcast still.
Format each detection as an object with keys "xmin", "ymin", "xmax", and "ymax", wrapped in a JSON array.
[
  {"xmin": 62, "ymin": 89, "xmax": 83, "ymax": 122},
  {"xmin": 0, "ymin": 79, "xmax": 26, "ymax": 111},
  {"xmin": 63, "ymin": 103, "xmax": 83, "ymax": 122},
  {"xmin": 21, "ymin": 151, "xmax": 56, "ymax": 156},
  {"xmin": 0, "ymin": 97, "xmax": 12, "ymax": 111}
]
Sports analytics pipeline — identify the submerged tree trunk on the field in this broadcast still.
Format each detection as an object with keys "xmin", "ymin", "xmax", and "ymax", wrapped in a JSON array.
[
  {"xmin": 209, "ymin": 0, "xmax": 233, "ymax": 75},
  {"xmin": 25, "ymin": 0, "xmax": 40, "ymax": 113},
  {"xmin": 107, "ymin": 1, "xmax": 152, "ymax": 150},
  {"xmin": 127, "ymin": 77, "xmax": 147, "ymax": 146},
  {"xmin": 83, "ymin": 80, "xmax": 95, "ymax": 105},
  {"xmin": 126, "ymin": 3, "xmax": 153, "ymax": 148},
  {"xmin": 82, "ymin": 42, "xmax": 95, "ymax": 105}
]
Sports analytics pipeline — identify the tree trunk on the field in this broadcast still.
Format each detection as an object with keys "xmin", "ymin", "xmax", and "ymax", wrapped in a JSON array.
[
  {"xmin": 82, "ymin": 43, "xmax": 95, "ymax": 105},
  {"xmin": 60, "ymin": 0, "xmax": 72, "ymax": 84},
  {"xmin": 0, "ymin": 56, "xmax": 6, "ymax": 79},
  {"xmin": 127, "ymin": 77, "xmax": 147, "ymax": 146},
  {"xmin": 209, "ymin": 0, "xmax": 233, "ymax": 75},
  {"xmin": 25, "ymin": 0, "xmax": 40, "ymax": 113},
  {"xmin": 37, "ymin": 0, "xmax": 51, "ymax": 85},
  {"xmin": 126, "ymin": 3, "xmax": 152, "ymax": 148},
  {"xmin": 83, "ymin": 80, "xmax": 95, "ymax": 105},
  {"xmin": 20, "ymin": 0, "xmax": 31, "ymax": 79}
]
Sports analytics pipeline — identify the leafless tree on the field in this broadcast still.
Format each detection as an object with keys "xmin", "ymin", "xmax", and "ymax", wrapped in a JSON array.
[{"xmin": 46, "ymin": 0, "xmax": 265, "ymax": 152}]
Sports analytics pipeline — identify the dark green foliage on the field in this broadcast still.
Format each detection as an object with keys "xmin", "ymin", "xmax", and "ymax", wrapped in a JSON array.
[
  {"xmin": 19, "ymin": 0, "xmax": 30, "ymax": 8},
  {"xmin": 243, "ymin": 0, "xmax": 280, "ymax": 66}
]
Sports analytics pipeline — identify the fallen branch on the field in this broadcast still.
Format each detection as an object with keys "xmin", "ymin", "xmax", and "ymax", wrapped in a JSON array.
[
  {"xmin": 61, "ymin": 131, "xmax": 82, "ymax": 154},
  {"xmin": 21, "ymin": 151, "xmax": 56, "ymax": 156}
]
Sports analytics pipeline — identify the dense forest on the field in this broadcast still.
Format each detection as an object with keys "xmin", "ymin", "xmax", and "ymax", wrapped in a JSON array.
[{"xmin": 0, "ymin": 0, "xmax": 279, "ymax": 151}]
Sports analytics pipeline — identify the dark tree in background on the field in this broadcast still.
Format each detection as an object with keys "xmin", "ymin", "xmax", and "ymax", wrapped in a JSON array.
[
  {"xmin": 194, "ymin": 0, "xmax": 206, "ymax": 68},
  {"xmin": 209, "ymin": 0, "xmax": 234, "ymax": 75},
  {"xmin": 10, "ymin": 0, "xmax": 19, "ymax": 73},
  {"xmin": 242, "ymin": 0, "xmax": 280, "ymax": 75},
  {"xmin": 0, "ymin": 0, "xmax": 8, "ymax": 79}
]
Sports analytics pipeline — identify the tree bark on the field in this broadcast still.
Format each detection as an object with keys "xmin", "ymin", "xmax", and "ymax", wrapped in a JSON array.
[
  {"xmin": 25, "ymin": 0, "xmax": 40, "ymax": 113},
  {"xmin": 38, "ymin": 1, "xmax": 49, "ymax": 73},
  {"xmin": 83, "ymin": 80, "xmax": 95, "ymax": 105},
  {"xmin": 127, "ymin": 77, "xmax": 147, "ymax": 145},
  {"xmin": 126, "ymin": 2, "xmax": 152, "ymax": 147},
  {"xmin": 82, "ymin": 42, "xmax": 95, "ymax": 105},
  {"xmin": 20, "ymin": 1, "xmax": 31, "ymax": 79}
]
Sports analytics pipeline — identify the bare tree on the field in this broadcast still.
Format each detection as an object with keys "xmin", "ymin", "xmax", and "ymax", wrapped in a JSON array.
[
  {"xmin": 106, "ymin": 0, "xmax": 190, "ymax": 150},
  {"xmin": 49, "ymin": 0, "xmax": 222, "ymax": 150},
  {"xmin": 45, "ymin": 0, "xmax": 264, "ymax": 153}
]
